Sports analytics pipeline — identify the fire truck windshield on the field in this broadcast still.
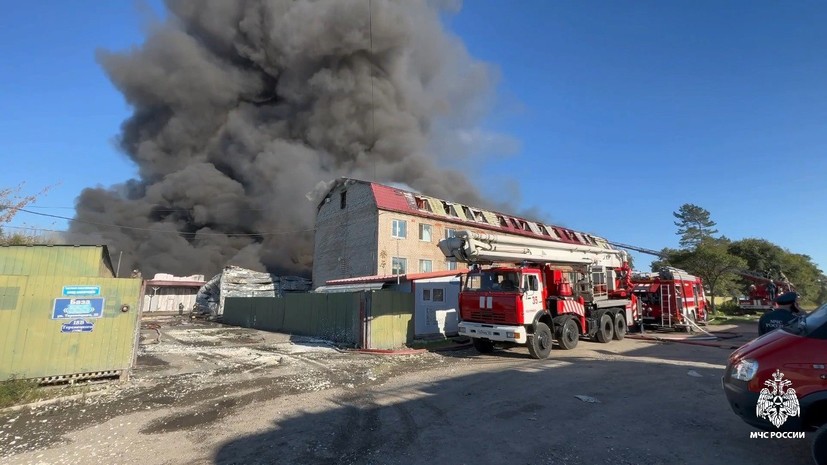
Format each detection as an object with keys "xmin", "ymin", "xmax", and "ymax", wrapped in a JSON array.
[{"xmin": 464, "ymin": 270, "xmax": 521, "ymax": 292}]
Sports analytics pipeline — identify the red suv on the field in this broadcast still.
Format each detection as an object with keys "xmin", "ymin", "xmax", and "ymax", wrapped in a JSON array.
[{"xmin": 723, "ymin": 303, "xmax": 827, "ymax": 463}]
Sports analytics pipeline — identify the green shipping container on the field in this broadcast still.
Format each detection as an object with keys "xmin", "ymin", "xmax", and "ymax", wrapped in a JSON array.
[{"xmin": 0, "ymin": 245, "xmax": 142, "ymax": 382}]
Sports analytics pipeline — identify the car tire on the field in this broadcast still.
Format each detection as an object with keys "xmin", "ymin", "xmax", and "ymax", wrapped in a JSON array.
[{"xmin": 813, "ymin": 423, "xmax": 827, "ymax": 465}]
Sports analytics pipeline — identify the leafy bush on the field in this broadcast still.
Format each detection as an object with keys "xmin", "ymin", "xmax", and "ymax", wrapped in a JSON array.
[{"xmin": 717, "ymin": 299, "xmax": 744, "ymax": 316}]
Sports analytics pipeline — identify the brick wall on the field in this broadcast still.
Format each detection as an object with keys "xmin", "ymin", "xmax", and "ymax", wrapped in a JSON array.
[{"xmin": 377, "ymin": 212, "xmax": 485, "ymax": 275}]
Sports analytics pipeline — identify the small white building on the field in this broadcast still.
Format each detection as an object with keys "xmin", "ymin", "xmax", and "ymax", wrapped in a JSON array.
[
  {"xmin": 142, "ymin": 273, "xmax": 206, "ymax": 314},
  {"xmin": 317, "ymin": 270, "xmax": 464, "ymax": 338}
]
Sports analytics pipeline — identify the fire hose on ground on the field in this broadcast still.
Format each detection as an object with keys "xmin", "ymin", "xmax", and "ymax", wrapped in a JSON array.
[{"xmin": 625, "ymin": 315, "xmax": 748, "ymax": 349}]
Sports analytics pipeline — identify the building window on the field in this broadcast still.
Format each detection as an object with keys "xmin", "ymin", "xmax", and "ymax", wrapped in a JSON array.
[
  {"xmin": 419, "ymin": 259, "xmax": 432, "ymax": 272},
  {"xmin": 419, "ymin": 224, "xmax": 432, "ymax": 242},
  {"xmin": 497, "ymin": 215, "xmax": 508, "ymax": 227},
  {"xmin": 392, "ymin": 219, "xmax": 407, "ymax": 238},
  {"xmin": 444, "ymin": 228, "xmax": 457, "ymax": 239},
  {"xmin": 392, "ymin": 257, "xmax": 407, "ymax": 274},
  {"xmin": 423, "ymin": 289, "xmax": 431, "ymax": 301},
  {"xmin": 446, "ymin": 261, "xmax": 458, "ymax": 271},
  {"xmin": 433, "ymin": 288, "xmax": 444, "ymax": 302},
  {"xmin": 340, "ymin": 191, "xmax": 347, "ymax": 209},
  {"xmin": 473, "ymin": 210, "xmax": 488, "ymax": 223}
]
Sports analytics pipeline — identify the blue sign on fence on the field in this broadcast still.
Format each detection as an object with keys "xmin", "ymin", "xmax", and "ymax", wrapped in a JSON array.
[
  {"xmin": 52, "ymin": 298, "xmax": 105, "ymax": 319},
  {"xmin": 62, "ymin": 285, "xmax": 101, "ymax": 296},
  {"xmin": 61, "ymin": 319, "xmax": 94, "ymax": 333}
]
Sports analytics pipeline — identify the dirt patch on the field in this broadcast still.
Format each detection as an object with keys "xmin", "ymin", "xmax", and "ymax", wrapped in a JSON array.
[
  {"xmin": 140, "ymin": 397, "xmax": 240, "ymax": 434},
  {"xmin": 135, "ymin": 355, "xmax": 168, "ymax": 368}
]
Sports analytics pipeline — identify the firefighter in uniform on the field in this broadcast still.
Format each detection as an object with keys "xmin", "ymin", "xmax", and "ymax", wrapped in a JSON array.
[{"xmin": 757, "ymin": 292, "xmax": 802, "ymax": 336}]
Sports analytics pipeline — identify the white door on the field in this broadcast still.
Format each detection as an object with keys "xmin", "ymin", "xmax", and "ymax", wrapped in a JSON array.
[{"xmin": 522, "ymin": 272, "xmax": 544, "ymax": 322}]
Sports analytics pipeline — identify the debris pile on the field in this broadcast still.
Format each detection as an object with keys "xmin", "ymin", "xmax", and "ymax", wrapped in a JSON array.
[{"xmin": 194, "ymin": 266, "xmax": 311, "ymax": 317}]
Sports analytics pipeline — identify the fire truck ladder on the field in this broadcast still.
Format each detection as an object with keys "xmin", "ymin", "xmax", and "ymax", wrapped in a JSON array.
[{"xmin": 660, "ymin": 284, "xmax": 672, "ymax": 327}]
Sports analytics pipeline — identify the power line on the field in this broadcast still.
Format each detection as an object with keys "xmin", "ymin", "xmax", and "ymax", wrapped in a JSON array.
[
  {"xmin": 17, "ymin": 204, "xmax": 279, "ymax": 213},
  {"xmin": 1, "ymin": 224, "xmax": 64, "ymax": 233},
  {"xmin": 369, "ymin": 0, "xmax": 376, "ymax": 183},
  {"xmin": 14, "ymin": 208, "xmax": 316, "ymax": 237}
]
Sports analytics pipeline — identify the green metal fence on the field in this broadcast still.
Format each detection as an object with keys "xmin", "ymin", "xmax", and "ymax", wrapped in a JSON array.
[
  {"xmin": 223, "ymin": 292, "xmax": 361, "ymax": 344},
  {"xmin": 222, "ymin": 290, "xmax": 415, "ymax": 349}
]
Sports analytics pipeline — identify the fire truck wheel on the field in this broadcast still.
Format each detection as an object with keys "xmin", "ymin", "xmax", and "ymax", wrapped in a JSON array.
[
  {"xmin": 813, "ymin": 423, "xmax": 827, "ymax": 465},
  {"xmin": 556, "ymin": 318, "xmax": 579, "ymax": 350},
  {"xmin": 613, "ymin": 313, "xmax": 626, "ymax": 341},
  {"xmin": 595, "ymin": 313, "xmax": 614, "ymax": 343},
  {"xmin": 528, "ymin": 322, "xmax": 553, "ymax": 359},
  {"xmin": 472, "ymin": 338, "xmax": 495, "ymax": 354}
]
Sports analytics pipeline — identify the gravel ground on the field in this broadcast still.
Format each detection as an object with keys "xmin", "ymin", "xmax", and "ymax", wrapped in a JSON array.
[{"xmin": 0, "ymin": 319, "xmax": 814, "ymax": 465}]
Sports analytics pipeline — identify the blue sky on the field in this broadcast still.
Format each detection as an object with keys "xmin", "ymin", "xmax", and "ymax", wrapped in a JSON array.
[{"xmin": 2, "ymin": 1, "xmax": 826, "ymax": 272}]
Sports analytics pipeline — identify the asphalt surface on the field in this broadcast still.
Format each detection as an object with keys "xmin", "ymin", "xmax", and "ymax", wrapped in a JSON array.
[{"xmin": 0, "ymin": 319, "xmax": 815, "ymax": 465}]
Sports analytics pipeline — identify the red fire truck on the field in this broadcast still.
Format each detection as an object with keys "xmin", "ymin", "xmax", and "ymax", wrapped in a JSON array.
[
  {"xmin": 631, "ymin": 267, "xmax": 708, "ymax": 331},
  {"xmin": 438, "ymin": 230, "xmax": 636, "ymax": 359},
  {"xmin": 736, "ymin": 271, "xmax": 794, "ymax": 313}
]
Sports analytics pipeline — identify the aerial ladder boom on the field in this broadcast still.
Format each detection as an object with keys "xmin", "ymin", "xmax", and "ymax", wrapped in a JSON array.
[{"xmin": 438, "ymin": 230, "xmax": 628, "ymax": 268}]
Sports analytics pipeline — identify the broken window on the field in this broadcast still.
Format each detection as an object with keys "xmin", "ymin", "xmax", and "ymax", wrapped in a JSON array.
[{"xmin": 415, "ymin": 197, "xmax": 433, "ymax": 212}]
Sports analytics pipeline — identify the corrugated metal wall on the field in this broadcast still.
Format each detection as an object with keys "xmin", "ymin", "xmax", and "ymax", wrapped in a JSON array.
[
  {"xmin": 223, "ymin": 293, "xmax": 361, "ymax": 344},
  {"xmin": 0, "ymin": 246, "xmax": 114, "ymax": 277},
  {"xmin": 222, "ymin": 290, "xmax": 415, "ymax": 349},
  {"xmin": 0, "ymin": 276, "xmax": 141, "ymax": 381}
]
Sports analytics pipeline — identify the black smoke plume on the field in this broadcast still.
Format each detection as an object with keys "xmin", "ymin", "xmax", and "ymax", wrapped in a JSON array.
[{"xmin": 70, "ymin": 0, "xmax": 503, "ymax": 277}]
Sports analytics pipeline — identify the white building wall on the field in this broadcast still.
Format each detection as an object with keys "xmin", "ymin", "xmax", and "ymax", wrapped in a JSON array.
[
  {"xmin": 412, "ymin": 276, "xmax": 461, "ymax": 337},
  {"xmin": 142, "ymin": 287, "xmax": 199, "ymax": 313}
]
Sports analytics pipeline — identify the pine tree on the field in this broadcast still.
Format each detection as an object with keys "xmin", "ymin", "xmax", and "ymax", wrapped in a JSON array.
[{"xmin": 673, "ymin": 204, "xmax": 718, "ymax": 249}]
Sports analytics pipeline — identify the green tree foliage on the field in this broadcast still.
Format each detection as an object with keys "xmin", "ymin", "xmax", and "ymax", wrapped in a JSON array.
[
  {"xmin": 817, "ymin": 274, "xmax": 827, "ymax": 305},
  {"xmin": 728, "ymin": 238, "xmax": 823, "ymax": 305},
  {"xmin": 659, "ymin": 238, "xmax": 745, "ymax": 315},
  {"xmin": 673, "ymin": 204, "xmax": 719, "ymax": 249},
  {"xmin": 650, "ymin": 247, "xmax": 680, "ymax": 272},
  {"xmin": 659, "ymin": 204, "xmax": 824, "ymax": 309}
]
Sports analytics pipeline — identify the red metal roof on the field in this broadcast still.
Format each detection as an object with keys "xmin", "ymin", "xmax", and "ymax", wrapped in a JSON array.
[
  {"xmin": 326, "ymin": 269, "xmax": 465, "ymax": 285},
  {"xmin": 371, "ymin": 183, "xmax": 414, "ymax": 213},
  {"xmin": 366, "ymin": 180, "xmax": 598, "ymax": 247}
]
